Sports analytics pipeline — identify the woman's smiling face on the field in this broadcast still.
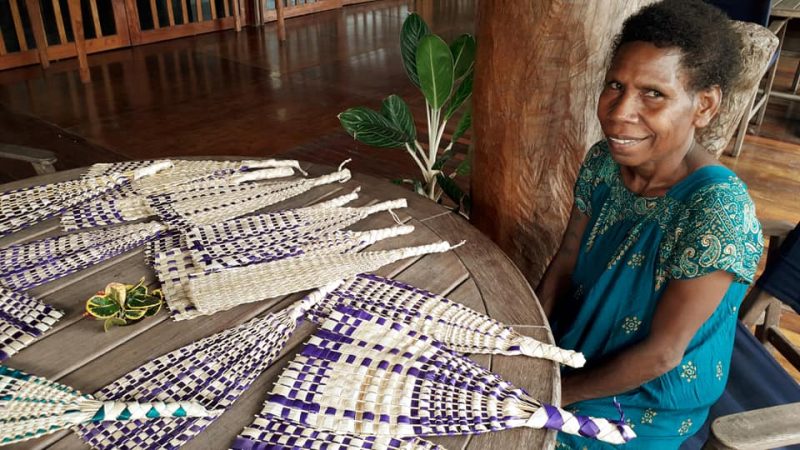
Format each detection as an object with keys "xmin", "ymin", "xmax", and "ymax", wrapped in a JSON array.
[{"xmin": 597, "ymin": 41, "xmax": 705, "ymax": 168}]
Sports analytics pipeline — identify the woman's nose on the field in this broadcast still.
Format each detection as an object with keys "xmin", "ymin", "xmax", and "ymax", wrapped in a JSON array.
[{"xmin": 609, "ymin": 94, "xmax": 639, "ymax": 123}]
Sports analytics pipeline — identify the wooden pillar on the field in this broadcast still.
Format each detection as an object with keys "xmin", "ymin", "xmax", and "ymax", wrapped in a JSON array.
[
  {"xmin": 275, "ymin": 0, "xmax": 286, "ymax": 41},
  {"xmin": 471, "ymin": 1, "xmax": 655, "ymax": 285},
  {"xmin": 26, "ymin": 0, "xmax": 50, "ymax": 69},
  {"xmin": 66, "ymin": 0, "xmax": 91, "ymax": 82}
]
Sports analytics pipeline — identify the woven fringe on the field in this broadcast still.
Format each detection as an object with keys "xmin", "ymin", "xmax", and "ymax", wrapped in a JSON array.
[
  {"xmin": 0, "ymin": 286, "xmax": 63, "ymax": 361},
  {"xmin": 0, "ymin": 222, "xmax": 167, "ymax": 291},
  {"xmin": 305, "ymin": 273, "xmax": 585, "ymax": 367},
  {"xmin": 232, "ymin": 415, "xmax": 445, "ymax": 450},
  {"xmin": 77, "ymin": 305, "xmax": 304, "ymax": 450}
]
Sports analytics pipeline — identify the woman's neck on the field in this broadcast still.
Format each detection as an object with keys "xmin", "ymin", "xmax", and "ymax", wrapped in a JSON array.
[{"xmin": 620, "ymin": 141, "xmax": 706, "ymax": 197}]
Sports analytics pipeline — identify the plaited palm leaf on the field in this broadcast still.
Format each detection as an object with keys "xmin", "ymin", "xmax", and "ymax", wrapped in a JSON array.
[
  {"xmin": 0, "ymin": 161, "xmax": 168, "ymax": 237},
  {"xmin": 149, "ymin": 167, "xmax": 352, "ymax": 229},
  {"xmin": 0, "ymin": 222, "xmax": 168, "ymax": 291},
  {"xmin": 63, "ymin": 167, "xmax": 296, "ymax": 231},
  {"xmin": 304, "ymin": 273, "xmax": 585, "ymax": 367},
  {"xmin": 176, "ymin": 239, "xmax": 456, "ymax": 319},
  {"xmin": 0, "ymin": 286, "xmax": 62, "ymax": 361},
  {"xmin": 264, "ymin": 305, "xmax": 635, "ymax": 445},
  {"xmin": 0, "ymin": 365, "xmax": 217, "ymax": 446},
  {"xmin": 232, "ymin": 414, "xmax": 444, "ymax": 450},
  {"xmin": 76, "ymin": 300, "xmax": 313, "ymax": 450},
  {"xmin": 153, "ymin": 226, "xmax": 426, "ymax": 320}
]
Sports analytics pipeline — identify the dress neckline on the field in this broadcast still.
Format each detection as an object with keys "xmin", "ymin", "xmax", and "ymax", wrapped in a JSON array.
[{"xmin": 614, "ymin": 163, "xmax": 732, "ymax": 201}]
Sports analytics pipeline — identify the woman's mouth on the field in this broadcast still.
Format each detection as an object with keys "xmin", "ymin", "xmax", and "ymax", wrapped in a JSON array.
[{"xmin": 607, "ymin": 136, "xmax": 645, "ymax": 147}]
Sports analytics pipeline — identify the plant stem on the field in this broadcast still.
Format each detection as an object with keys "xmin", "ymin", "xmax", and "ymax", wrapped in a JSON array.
[{"xmin": 405, "ymin": 142, "xmax": 429, "ymax": 182}]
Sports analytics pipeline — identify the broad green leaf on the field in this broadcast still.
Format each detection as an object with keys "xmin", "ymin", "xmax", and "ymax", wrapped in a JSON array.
[
  {"xmin": 380, "ymin": 95, "xmax": 416, "ymax": 142},
  {"xmin": 142, "ymin": 302, "xmax": 162, "ymax": 317},
  {"xmin": 413, "ymin": 180, "xmax": 426, "ymax": 196},
  {"xmin": 436, "ymin": 173, "xmax": 466, "ymax": 206},
  {"xmin": 127, "ymin": 295, "xmax": 162, "ymax": 310},
  {"xmin": 451, "ymin": 109, "xmax": 472, "ymax": 144},
  {"xmin": 416, "ymin": 35, "xmax": 454, "ymax": 110},
  {"xmin": 444, "ymin": 72, "xmax": 473, "ymax": 120},
  {"xmin": 338, "ymin": 107, "xmax": 407, "ymax": 148},
  {"xmin": 400, "ymin": 13, "xmax": 431, "ymax": 87},
  {"xmin": 432, "ymin": 149, "xmax": 454, "ymax": 171},
  {"xmin": 86, "ymin": 296, "xmax": 121, "ymax": 319},
  {"xmin": 124, "ymin": 308, "xmax": 147, "ymax": 321},
  {"xmin": 105, "ymin": 283, "xmax": 127, "ymax": 307},
  {"xmin": 104, "ymin": 317, "xmax": 127, "ymax": 332},
  {"xmin": 456, "ymin": 158, "xmax": 471, "ymax": 176},
  {"xmin": 450, "ymin": 34, "xmax": 476, "ymax": 80}
]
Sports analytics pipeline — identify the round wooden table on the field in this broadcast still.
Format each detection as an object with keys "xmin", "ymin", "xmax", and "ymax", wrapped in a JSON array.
[{"xmin": 0, "ymin": 162, "xmax": 559, "ymax": 450}]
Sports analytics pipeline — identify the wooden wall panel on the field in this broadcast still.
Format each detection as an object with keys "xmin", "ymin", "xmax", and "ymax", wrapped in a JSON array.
[{"xmin": 471, "ymin": 0, "xmax": 657, "ymax": 285}]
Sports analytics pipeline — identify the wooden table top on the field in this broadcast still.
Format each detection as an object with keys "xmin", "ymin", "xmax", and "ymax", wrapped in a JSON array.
[
  {"xmin": 0, "ymin": 162, "xmax": 558, "ymax": 450},
  {"xmin": 772, "ymin": 0, "xmax": 800, "ymax": 18}
]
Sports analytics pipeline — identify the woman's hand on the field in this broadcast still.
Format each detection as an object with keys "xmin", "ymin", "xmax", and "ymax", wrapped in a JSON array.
[
  {"xmin": 560, "ymin": 270, "xmax": 734, "ymax": 406},
  {"xmin": 536, "ymin": 206, "xmax": 590, "ymax": 318}
]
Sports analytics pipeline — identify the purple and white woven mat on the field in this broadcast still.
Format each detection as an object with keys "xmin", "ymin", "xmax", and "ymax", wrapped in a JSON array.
[
  {"xmin": 304, "ymin": 273, "xmax": 585, "ymax": 367},
  {"xmin": 0, "ymin": 222, "xmax": 167, "ymax": 291},
  {"xmin": 263, "ymin": 305, "xmax": 635, "ymax": 445},
  {"xmin": 232, "ymin": 414, "xmax": 444, "ymax": 450},
  {"xmin": 0, "ymin": 285, "xmax": 62, "ymax": 361},
  {"xmin": 77, "ymin": 302, "xmax": 308, "ymax": 450}
]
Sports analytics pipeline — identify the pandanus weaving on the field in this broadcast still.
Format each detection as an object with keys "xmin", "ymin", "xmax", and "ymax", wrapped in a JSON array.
[
  {"xmin": 63, "ymin": 167, "xmax": 296, "ymax": 231},
  {"xmin": 154, "ymin": 226, "xmax": 426, "ymax": 320},
  {"xmin": 0, "ymin": 222, "xmax": 167, "ymax": 291},
  {"xmin": 162, "ymin": 239, "xmax": 456, "ymax": 319},
  {"xmin": 0, "ymin": 365, "xmax": 216, "ymax": 446},
  {"xmin": 77, "ymin": 302, "xmax": 310, "ymax": 450},
  {"xmin": 0, "ymin": 286, "xmax": 62, "ymax": 361},
  {"xmin": 304, "ymin": 273, "xmax": 585, "ymax": 367},
  {"xmin": 232, "ymin": 415, "xmax": 444, "ymax": 450},
  {"xmin": 149, "ymin": 168, "xmax": 352, "ymax": 229},
  {"xmin": 264, "ymin": 305, "xmax": 635, "ymax": 445}
]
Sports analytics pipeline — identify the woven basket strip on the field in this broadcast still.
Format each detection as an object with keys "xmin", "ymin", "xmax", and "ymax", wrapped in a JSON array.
[
  {"xmin": 78, "ymin": 306, "xmax": 302, "ymax": 450},
  {"xmin": 83, "ymin": 161, "xmax": 161, "ymax": 178},
  {"xmin": 0, "ymin": 174, "xmax": 128, "ymax": 237},
  {"xmin": 233, "ymin": 414, "xmax": 444, "ymax": 450},
  {"xmin": 0, "ymin": 286, "xmax": 63, "ymax": 361},
  {"xmin": 153, "ymin": 169, "xmax": 350, "ymax": 229},
  {"xmin": 186, "ymin": 240, "xmax": 451, "ymax": 316},
  {"xmin": 144, "ymin": 230, "xmax": 183, "ymax": 267},
  {"xmin": 189, "ymin": 225, "xmax": 413, "ymax": 271},
  {"xmin": 152, "ymin": 247, "xmax": 200, "ymax": 320},
  {"xmin": 0, "ymin": 222, "xmax": 167, "ymax": 291},
  {"xmin": 305, "ymin": 273, "xmax": 585, "ymax": 368},
  {"xmin": 264, "ymin": 305, "xmax": 633, "ymax": 444}
]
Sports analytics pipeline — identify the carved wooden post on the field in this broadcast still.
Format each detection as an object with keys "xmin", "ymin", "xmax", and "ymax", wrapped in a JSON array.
[{"xmin": 471, "ymin": 1, "xmax": 655, "ymax": 285}]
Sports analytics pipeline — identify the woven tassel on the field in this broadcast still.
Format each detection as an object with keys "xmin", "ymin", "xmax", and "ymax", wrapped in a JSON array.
[
  {"xmin": 183, "ymin": 239, "xmax": 455, "ymax": 317},
  {"xmin": 263, "ymin": 305, "xmax": 635, "ymax": 445},
  {"xmin": 0, "ymin": 365, "xmax": 217, "ymax": 446},
  {"xmin": 0, "ymin": 286, "xmax": 63, "ymax": 361},
  {"xmin": 232, "ymin": 415, "xmax": 444, "ymax": 450},
  {"xmin": 77, "ymin": 302, "xmax": 309, "ymax": 450},
  {"xmin": 304, "ymin": 273, "xmax": 585, "ymax": 368},
  {"xmin": 0, "ymin": 222, "xmax": 167, "ymax": 291}
]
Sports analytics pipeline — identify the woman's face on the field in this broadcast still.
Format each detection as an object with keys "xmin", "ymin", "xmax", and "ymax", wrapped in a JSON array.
[{"xmin": 597, "ymin": 41, "xmax": 708, "ymax": 168}]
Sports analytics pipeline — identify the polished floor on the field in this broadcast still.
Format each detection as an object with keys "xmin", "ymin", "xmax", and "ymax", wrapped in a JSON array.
[{"xmin": 0, "ymin": 0, "xmax": 798, "ymax": 380}]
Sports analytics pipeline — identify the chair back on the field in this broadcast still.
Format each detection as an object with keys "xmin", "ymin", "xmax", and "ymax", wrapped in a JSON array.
[
  {"xmin": 705, "ymin": 0, "xmax": 771, "ymax": 26},
  {"xmin": 757, "ymin": 222, "xmax": 800, "ymax": 313}
]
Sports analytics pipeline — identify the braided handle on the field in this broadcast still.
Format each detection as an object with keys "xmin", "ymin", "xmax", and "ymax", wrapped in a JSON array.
[
  {"xmin": 243, "ymin": 159, "xmax": 306, "ymax": 175},
  {"xmin": 360, "ymin": 199, "xmax": 408, "ymax": 216},
  {"xmin": 526, "ymin": 403, "xmax": 636, "ymax": 445},
  {"xmin": 232, "ymin": 167, "xmax": 295, "ymax": 184},
  {"xmin": 352, "ymin": 225, "xmax": 415, "ymax": 244},
  {"xmin": 310, "ymin": 187, "xmax": 361, "ymax": 209},
  {"xmin": 518, "ymin": 336, "xmax": 586, "ymax": 368},
  {"xmin": 310, "ymin": 169, "xmax": 351, "ymax": 186},
  {"xmin": 132, "ymin": 160, "xmax": 173, "ymax": 180}
]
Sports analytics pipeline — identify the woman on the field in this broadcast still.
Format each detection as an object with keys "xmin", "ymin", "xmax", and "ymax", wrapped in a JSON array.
[{"xmin": 535, "ymin": 1, "xmax": 764, "ymax": 448}]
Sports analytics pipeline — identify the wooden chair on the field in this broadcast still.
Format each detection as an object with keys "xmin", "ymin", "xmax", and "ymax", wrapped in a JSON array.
[
  {"xmin": 681, "ymin": 220, "xmax": 800, "ymax": 450},
  {"xmin": 0, "ymin": 143, "xmax": 57, "ymax": 175}
]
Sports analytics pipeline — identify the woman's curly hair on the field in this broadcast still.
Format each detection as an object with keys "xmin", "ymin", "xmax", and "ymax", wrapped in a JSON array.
[{"xmin": 613, "ymin": 0, "xmax": 742, "ymax": 94}]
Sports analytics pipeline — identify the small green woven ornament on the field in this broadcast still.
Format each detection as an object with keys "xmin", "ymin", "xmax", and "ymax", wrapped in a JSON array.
[{"xmin": 85, "ymin": 278, "xmax": 163, "ymax": 331}]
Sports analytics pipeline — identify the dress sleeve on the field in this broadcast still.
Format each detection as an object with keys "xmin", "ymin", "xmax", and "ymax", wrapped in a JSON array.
[
  {"xmin": 666, "ymin": 178, "xmax": 764, "ymax": 284},
  {"xmin": 574, "ymin": 140, "xmax": 612, "ymax": 218}
]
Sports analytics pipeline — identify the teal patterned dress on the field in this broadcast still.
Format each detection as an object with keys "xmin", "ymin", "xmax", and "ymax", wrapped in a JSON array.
[{"xmin": 552, "ymin": 141, "xmax": 763, "ymax": 450}]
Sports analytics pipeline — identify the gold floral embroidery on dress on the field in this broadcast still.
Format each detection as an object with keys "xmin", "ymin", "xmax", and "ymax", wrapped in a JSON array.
[
  {"xmin": 716, "ymin": 360, "xmax": 724, "ymax": 381},
  {"xmin": 625, "ymin": 417, "xmax": 636, "ymax": 430},
  {"xmin": 622, "ymin": 316, "xmax": 642, "ymax": 334},
  {"xmin": 680, "ymin": 361, "xmax": 698, "ymax": 383},
  {"xmin": 641, "ymin": 408, "xmax": 657, "ymax": 424},
  {"xmin": 678, "ymin": 419, "xmax": 693, "ymax": 436},
  {"xmin": 627, "ymin": 252, "xmax": 646, "ymax": 268}
]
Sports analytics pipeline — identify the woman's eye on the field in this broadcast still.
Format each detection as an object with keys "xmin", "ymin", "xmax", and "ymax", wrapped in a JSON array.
[
  {"xmin": 607, "ymin": 81, "xmax": 622, "ymax": 90},
  {"xmin": 644, "ymin": 89, "xmax": 663, "ymax": 98}
]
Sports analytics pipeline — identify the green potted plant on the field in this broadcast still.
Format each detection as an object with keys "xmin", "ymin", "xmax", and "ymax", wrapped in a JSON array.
[{"xmin": 338, "ymin": 13, "xmax": 475, "ymax": 214}]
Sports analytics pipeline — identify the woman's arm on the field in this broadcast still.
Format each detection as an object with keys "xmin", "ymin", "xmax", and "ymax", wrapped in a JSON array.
[
  {"xmin": 535, "ymin": 206, "xmax": 590, "ymax": 318},
  {"xmin": 560, "ymin": 270, "xmax": 734, "ymax": 406}
]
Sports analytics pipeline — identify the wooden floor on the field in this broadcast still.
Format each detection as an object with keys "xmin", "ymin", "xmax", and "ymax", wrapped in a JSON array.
[{"xmin": 0, "ymin": 0, "xmax": 798, "ymax": 380}]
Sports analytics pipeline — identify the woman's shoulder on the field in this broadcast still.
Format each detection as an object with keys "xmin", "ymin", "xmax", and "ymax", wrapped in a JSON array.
[{"xmin": 578, "ymin": 140, "xmax": 618, "ymax": 183}]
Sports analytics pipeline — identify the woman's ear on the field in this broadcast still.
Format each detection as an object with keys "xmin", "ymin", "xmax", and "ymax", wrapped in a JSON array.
[{"xmin": 693, "ymin": 85, "xmax": 722, "ymax": 128}]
